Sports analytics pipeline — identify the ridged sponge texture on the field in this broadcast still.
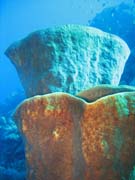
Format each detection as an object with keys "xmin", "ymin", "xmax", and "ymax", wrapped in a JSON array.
[
  {"xmin": 77, "ymin": 84, "xmax": 135, "ymax": 102},
  {"xmin": 14, "ymin": 91, "xmax": 135, "ymax": 180},
  {"xmin": 5, "ymin": 25, "xmax": 130, "ymax": 97}
]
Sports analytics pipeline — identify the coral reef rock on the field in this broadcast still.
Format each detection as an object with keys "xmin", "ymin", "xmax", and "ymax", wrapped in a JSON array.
[
  {"xmin": 5, "ymin": 25, "xmax": 130, "ymax": 97},
  {"xmin": 14, "ymin": 90, "xmax": 135, "ymax": 180},
  {"xmin": 0, "ymin": 91, "xmax": 26, "ymax": 179},
  {"xmin": 0, "ymin": 115, "xmax": 26, "ymax": 180}
]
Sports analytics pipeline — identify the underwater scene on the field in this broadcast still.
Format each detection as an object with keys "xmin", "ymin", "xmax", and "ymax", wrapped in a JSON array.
[{"xmin": 1, "ymin": 0, "xmax": 135, "ymax": 179}]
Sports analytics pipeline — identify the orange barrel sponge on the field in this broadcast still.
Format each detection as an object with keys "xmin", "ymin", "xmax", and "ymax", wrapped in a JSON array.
[{"xmin": 14, "ymin": 92, "xmax": 135, "ymax": 180}]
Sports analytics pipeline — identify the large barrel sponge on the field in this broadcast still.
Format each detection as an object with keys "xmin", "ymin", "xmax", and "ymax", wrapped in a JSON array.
[
  {"xmin": 5, "ymin": 25, "xmax": 130, "ymax": 97},
  {"xmin": 14, "ymin": 89, "xmax": 135, "ymax": 180},
  {"xmin": 77, "ymin": 84, "xmax": 135, "ymax": 102}
]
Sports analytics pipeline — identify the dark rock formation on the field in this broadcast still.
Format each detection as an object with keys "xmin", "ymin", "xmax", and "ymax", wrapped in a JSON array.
[
  {"xmin": 5, "ymin": 25, "xmax": 130, "ymax": 97},
  {"xmin": 0, "ymin": 90, "xmax": 26, "ymax": 179},
  {"xmin": 0, "ymin": 115, "xmax": 26, "ymax": 180},
  {"xmin": 14, "ymin": 90, "xmax": 135, "ymax": 180}
]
